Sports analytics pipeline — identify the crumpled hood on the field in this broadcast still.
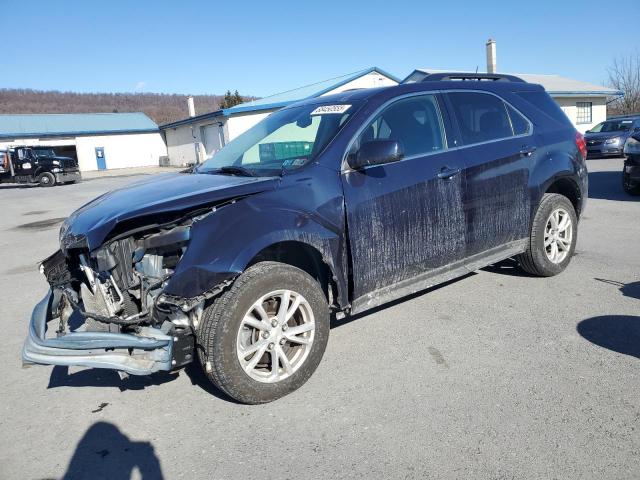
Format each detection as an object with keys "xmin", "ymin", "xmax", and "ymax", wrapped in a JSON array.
[{"xmin": 62, "ymin": 172, "xmax": 279, "ymax": 250}]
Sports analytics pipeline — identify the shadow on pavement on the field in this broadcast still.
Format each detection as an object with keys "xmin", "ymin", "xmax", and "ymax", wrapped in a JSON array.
[
  {"xmin": 594, "ymin": 278, "xmax": 640, "ymax": 300},
  {"xmin": 49, "ymin": 364, "xmax": 241, "ymax": 404},
  {"xmin": 48, "ymin": 365, "xmax": 178, "ymax": 391},
  {"xmin": 577, "ymin": 315, "xmax": 640, "ymax": 360},
  {"xmin": 62, "ymin": 421, "xmax": 163, "ymax": 480},
  {"xmin": 182, "ymin": 361, "xmax": 241, "ymax": 403},
  {"xmin": 331, "ymin": 272, "xmax": 476, "ymax": 329},
  {"xmin": 588, "ymin": 170, "xmax": 639, "ymax": 201},
  {"xmin": 481, "ymin": 257, "xmax": 534, "ymax": 277},
  {"xmin": 0, "ymin": 183, "xmax": 36, "ymax": 190}
]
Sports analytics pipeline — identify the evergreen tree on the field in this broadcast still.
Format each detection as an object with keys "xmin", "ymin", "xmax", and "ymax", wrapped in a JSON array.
[{"xmin": 219, "ymin": 89, "xmax": 244, "ymax": 109}]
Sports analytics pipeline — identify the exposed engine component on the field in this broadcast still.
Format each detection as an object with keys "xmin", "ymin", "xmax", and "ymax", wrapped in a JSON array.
[{"xmin": 46, "ymin": 223, "xmax": 193, "ymax": 332}]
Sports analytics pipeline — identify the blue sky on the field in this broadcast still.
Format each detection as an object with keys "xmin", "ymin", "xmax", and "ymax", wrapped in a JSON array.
[{"xmin": 2, "ymin": 0, "xmax": 638, "ymax": 97}]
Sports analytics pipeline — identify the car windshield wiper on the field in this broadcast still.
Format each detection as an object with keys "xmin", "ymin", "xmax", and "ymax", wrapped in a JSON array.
[{"xmin": 209, "ymin": 166, "xmax": 256, "ymax": 177}]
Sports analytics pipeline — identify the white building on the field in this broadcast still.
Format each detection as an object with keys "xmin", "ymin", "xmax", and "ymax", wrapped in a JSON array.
[
  {"xmin": 161, "ymin": 67, "xmax": 400, "ymax": 166},
  {"xmin": 0, "ymin": 112, "xmax": 167, "ymax": 172},
  {"xmin": 402, "ymin": 68, "xmax": 623, "ymax": 133}
]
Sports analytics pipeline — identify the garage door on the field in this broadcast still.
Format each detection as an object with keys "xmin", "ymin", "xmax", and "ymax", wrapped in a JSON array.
[{"xmin": 201, "ymin": 124, "xmax": 224, "ymax": 157}]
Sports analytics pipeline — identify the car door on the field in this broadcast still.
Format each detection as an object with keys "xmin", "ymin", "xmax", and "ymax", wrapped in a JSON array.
[
  {"xmin": 444, "ymin": 91, "xmax": 535, "ymax": 258},
  {"xmin": 15, "ymin": 148, "xmax": 36, "ymax": 177},
  {"xmin": 341, "ymin": 93, "xmax": 467, "ymax": 304}
]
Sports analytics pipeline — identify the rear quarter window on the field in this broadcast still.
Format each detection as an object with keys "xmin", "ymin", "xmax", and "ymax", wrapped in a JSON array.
[
  {"xmin": 515, "ymin": 91, "xmax": 573, "ymax": 127},
  {"xmin": 506, "ymin": 103, "xmax": 531, "ymax": 136}
]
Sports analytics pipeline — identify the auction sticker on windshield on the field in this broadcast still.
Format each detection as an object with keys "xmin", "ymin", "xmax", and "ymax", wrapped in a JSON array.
[{"xmin": 310, "ymin": 105, "xmax": 351, "ymax": 115}]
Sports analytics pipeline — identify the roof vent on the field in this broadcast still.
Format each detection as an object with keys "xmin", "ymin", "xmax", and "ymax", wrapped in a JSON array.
[
  {"xmin": 187, "ymin": 96, "xmax": 195, "ymax": 118},
  {"xmin": 486, "ymin": 39, "xmax": 497, "ymax": 74}
]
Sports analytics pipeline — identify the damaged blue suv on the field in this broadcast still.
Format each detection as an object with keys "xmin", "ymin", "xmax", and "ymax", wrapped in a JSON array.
[{"xmin": 23, "ymin": 73, "xmax": 588, "ymax": 403}]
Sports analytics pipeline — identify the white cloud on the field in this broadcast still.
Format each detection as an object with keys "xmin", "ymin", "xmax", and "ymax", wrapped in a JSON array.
[{"xmin": 135, "ymin": 81, "xmax": 146, "ymax": 91}]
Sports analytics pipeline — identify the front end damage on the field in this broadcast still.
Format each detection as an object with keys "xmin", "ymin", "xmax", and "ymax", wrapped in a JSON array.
[{"xmin": 23, "ymin": 218, "xmax": 213, "ymax": 375}]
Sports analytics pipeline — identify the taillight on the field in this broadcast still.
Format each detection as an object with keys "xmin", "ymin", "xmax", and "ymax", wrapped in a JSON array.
[{"xmin": 576, "ymin": 132, "xmax": 587, "ymax": 160}]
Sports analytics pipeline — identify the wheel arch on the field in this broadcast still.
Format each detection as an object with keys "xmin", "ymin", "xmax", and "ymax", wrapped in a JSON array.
[
  {"xmin": 247, "ymin": 240, "xmax": 339, "ymax": 309},
  {"xmin": 33, "ymin": 166, "xmax": 49, "ymax": 178},
  {"xmin": 544, "ymin": 175, "xmax": 582, "ymax": 217}
]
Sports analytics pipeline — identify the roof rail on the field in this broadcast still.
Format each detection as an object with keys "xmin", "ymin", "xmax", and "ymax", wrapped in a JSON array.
[
  {"xmin": 607, "ymin": 113, "xmax": 640, "ymax": 119},
  {"xmin": 421, "ymin": 72, "xmax": 526, "ymax": 83}
]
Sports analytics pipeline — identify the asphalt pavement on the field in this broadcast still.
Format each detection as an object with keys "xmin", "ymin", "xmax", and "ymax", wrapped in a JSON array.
[{"xmin": 0, "ymin": 158, "xmax": 638, "ymax": 479}]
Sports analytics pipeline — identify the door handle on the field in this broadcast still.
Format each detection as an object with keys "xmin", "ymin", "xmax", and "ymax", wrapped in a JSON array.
[
  {"xmin": 519, "ymin": 145, "xmax": 537, "ymax": 157},
  {"xmin": 437, "ymin": 166, "xmax": 461, "ymax": 180}
]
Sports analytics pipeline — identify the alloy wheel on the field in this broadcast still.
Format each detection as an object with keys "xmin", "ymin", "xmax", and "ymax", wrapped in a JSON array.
[
  {"xmin": 544, "ymin": 207, "xmax": 573, "ymax": 264},
  {"xmin": 236, "ymin": 289, "xmax": 315, "ymax": 383}
]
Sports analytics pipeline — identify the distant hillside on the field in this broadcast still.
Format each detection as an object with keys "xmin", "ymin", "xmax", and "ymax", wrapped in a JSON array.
[{"xmin": 0, "ymin": 89, "xmax": 256, "ymax": 125}]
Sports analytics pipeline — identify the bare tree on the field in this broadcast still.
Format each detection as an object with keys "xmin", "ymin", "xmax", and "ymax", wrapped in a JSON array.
[{"xmin": 607, "ymin": 50, "xmax": 640, "ymax": 116}]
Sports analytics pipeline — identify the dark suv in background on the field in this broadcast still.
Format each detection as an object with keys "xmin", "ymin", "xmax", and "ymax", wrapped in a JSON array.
[
  {"xmin": 23, "ymin": 73, "xmax": 588, "ymax": 403},
  {"xmin": 623, "ymin": 132, "xmax": 640, "ymax": 195},
  {"xmin": 584, "ymin": 116, "xmax": 640, "ymax": 158}
]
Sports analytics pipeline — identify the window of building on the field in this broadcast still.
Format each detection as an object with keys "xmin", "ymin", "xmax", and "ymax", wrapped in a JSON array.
[{"xmin": 576, "ymin": 102, "xmax": 592, "ymax": 124}]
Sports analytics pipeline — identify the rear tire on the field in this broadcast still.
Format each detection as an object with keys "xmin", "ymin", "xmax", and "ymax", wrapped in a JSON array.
[
  {"xmin": 38, "ymin": 172, "xmax": 55, "ymax": 187},
  {"xmin": 623, "ymin": 171, "xmax": 640, "ymax": 195},
  {"xmin": 197, "ymin": 261, "xmax": 330, "ymax": 404},
  {"xmin": 517, "ymin": 193, "xmax": 577, "ymax": 276}
]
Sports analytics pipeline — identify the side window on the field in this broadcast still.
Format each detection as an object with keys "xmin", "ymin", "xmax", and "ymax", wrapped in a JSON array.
[
  {"xmin": 506, "ymin": 103, "xmax": 531, "ymax": 136},
  {"xmin": 448, "ymin": 92, "xmax": 513, "ymax": 145},
  {"xmin": 353, "ymin": 94, "xmax": 447, "ymax": 158}
]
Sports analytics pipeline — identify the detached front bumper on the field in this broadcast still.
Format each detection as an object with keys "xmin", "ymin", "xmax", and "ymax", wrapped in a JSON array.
[
  {"xmin": 55, "ymin": 170, "xmax": 81, "ymax": 183},
  {"xmin": 22, "ymin": 291, "xmax": 173, "ymax": 375}
]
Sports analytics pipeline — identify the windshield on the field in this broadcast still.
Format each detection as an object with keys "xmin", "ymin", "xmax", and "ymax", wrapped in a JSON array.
[
  {"xmin": 590, "ymin": 120, "xmax": 633, "ymax": 133},
  {"xmin": 34, "ymin": 148, "xmax": 56, "ymax": 157},
  {"xmin": 197, "ymin": 102, "xmax": 362, "ymax": 176}
]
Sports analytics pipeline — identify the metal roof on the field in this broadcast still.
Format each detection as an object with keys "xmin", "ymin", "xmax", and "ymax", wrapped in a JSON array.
[
  {"xmin": 159, "ymin": 67, "xmax": 400, "ymax": 130},
  {"xmin": 222, "ymin": 67, "xmax": 401, "ymax": 116},
  {"xmin": 0, "ymin": 112, "xmax": 159, "ymax": 139},
  {"xmin": 404, "ymin": 69, "xmax": 623, "ymax": 97},
  {"xmin": 160, "ymin": 110, "xmax": 224, "ymax": 130}
]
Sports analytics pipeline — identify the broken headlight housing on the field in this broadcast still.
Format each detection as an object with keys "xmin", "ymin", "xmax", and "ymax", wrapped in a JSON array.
[{"xmin": 48, "ymin": 222, "xmax": 193, "ymax": 334}]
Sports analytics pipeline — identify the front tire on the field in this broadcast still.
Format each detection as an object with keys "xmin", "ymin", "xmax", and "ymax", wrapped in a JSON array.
[
  {"xmin": 37, "ymin": 172, "xmax": 55, "ymax": 187},
  {"xmin": 197, "ymin": 262, "xmax": 330, "ymax": 404},
  {"xmin": 517, "ymin": 193, "xmax": 578, "ymax": 276}
]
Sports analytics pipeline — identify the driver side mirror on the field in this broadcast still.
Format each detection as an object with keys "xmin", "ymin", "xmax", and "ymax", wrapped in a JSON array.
[{"xmin": 348, "ymin": 140, "xmax": 404, "ymax": 170}]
